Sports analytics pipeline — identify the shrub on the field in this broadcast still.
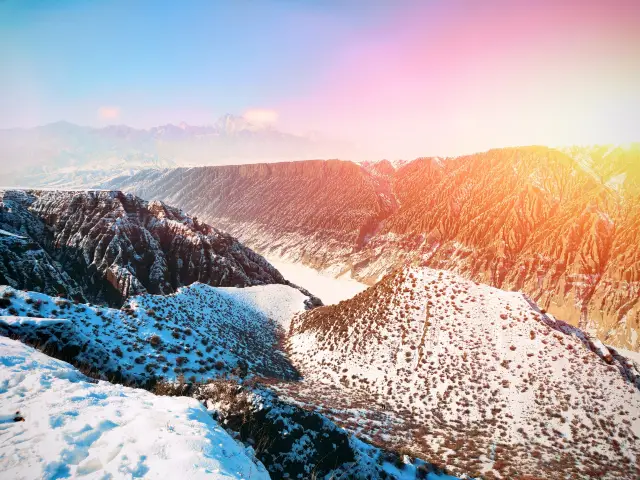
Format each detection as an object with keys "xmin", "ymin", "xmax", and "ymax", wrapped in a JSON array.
[{"xmin": 176, "ymin": 356, "xmax": 188, "ymax": 366}]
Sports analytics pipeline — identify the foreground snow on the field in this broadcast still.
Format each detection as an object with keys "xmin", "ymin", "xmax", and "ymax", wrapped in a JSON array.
[{"xmin": 0, "ymin": 337, "xmax": 269, "ymax": 480}]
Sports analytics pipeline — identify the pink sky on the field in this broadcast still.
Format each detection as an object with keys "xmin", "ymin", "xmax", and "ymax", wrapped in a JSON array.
[{"xmin": 278, "ymin": 0, "xmax": 640, "ymax": 158}]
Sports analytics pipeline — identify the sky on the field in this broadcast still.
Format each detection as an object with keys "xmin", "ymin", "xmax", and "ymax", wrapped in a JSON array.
[{"xmin": 1, "ymin": 0, "xmax": 639, "ymax": 159}]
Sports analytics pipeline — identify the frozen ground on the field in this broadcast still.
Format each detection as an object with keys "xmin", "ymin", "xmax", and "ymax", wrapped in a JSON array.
[
  {"xmin": 0, "ymin": 336, "xmax": 269, "ymax": 480},
  {"xmin": 614, "ymin": 347, "xmax": 640, "ymax": 364},
  {"xmin": 265, "ymin": 255, "xmax": 367, "ymax": 305}
]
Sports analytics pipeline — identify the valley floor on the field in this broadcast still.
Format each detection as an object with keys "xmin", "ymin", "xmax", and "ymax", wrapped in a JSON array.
[{"xmin": 264, "ymin": 255, "xmax": 368, "ymax": 305}]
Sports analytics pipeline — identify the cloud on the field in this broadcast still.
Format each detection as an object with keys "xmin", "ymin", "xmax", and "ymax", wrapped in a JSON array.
[
  {"xmin": 97, "ymin": 106, "xmax": 120, "ymax": 120},
  {"xmin": 243, "ymin": 108, "xmax": 278, "ymax": 125}
]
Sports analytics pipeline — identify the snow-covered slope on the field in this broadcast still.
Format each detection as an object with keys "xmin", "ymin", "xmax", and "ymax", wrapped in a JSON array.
[
  {"xmin": 0, "ymin": 336, "xmax": 269, "ymax": 480},
  {"xmin": 0, "ymin": 282, "xmax": 309, "ymax": 383},
  {"xmin": 282, "ymin": 267, "xmax": 640, "ymax": 479},
  {"xmin": 216, "ymin": 284, "xmax": 310, "ymax": 331},
  {"xmin": 264, "ymin": 255, "xmax": 368, "ymax": 306}
]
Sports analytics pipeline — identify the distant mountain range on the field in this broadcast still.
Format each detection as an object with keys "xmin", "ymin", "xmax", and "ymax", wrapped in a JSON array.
[{"xmin": 0, "ymin": 115, "xmax": 350, "ymax": 186}]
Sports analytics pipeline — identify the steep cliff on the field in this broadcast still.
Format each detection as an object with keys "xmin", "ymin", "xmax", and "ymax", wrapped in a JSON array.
[
  {"xmin": 0, "ymin": 189, "xmax": 310, "ymax": 306},
  {"xmin": 104, "ymin": 160, "xmax": 397, "ymax": 273}
]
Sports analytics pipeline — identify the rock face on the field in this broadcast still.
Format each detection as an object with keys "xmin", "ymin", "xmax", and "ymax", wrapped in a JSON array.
[
  {"xmin": 0, "ymin": 228, "xmax": 84, "ymax": 300},
  {"xmin": 283, "ymin": 266, "xmax": 640, "ymax": 479},
  {"xmin": 0, "ymin": 189, "xmax": 302, "ymax": 306},
  {"xmin": 105, "ymin": 145, "xmax": 640, "ymax": 350},
  {"xmin": 105, "ymin": 160, "xmax": 397, "ymax": 267}
]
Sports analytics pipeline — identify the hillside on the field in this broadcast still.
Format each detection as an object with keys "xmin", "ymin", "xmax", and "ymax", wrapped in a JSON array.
[
  {"xmin": 0, "ymin": 284, "xmax": 461, "ymax": 479},
  {"xmin": 0, "ymin": 282, "xmax": 309, "ymax": 383},
  {"xmin": 105, "ymin": 145, "xmax": 640, "ymax": 350},
  {"xmin": 279, "ymin": 266, "xmax": 640, "ymax": 479},
  {"xmin": 0, "ymin": 189, "xmax": 317, "ymax": 307},
  {"xmin": 103, "ymin": 159, "xmax": 396, "ymax": 270}
]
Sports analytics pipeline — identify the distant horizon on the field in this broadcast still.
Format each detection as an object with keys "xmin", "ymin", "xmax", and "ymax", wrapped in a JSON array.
[
  {"xmin": 2, "ymin": 114, "xmax": 638, "ymax": 166},
  {"xmin": 3, "ymin": 118, "xmax": 639, "ymax": 162}
]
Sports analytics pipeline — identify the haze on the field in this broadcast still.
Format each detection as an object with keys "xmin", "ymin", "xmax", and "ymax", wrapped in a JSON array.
[{"xmin": 1, "ymin": 0, "xmax": 639, "ymax": 160}]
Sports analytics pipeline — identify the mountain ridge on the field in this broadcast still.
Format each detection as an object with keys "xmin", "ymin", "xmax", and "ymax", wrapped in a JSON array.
[
  {"xmin": 103, "ymin": 145, "xmax": 640, "ymax": 351},
  {"xmin": 0, "ymin": 188, "xmax": 320, "ymax": 307}
]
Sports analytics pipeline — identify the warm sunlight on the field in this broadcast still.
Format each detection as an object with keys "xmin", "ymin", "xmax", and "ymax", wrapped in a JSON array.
[{"xmin": 1, "ymin": 1, "xmax": 639, "ymax": 479}]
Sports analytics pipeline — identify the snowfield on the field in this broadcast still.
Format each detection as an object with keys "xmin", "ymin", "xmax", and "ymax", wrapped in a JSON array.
[
  {"xmin": 0, "ymin": 336, "xmax": 269, "ymax": 480},
  {"xmin": 216, "ymin": 284, "xmax": 309, "ymax": 331}
]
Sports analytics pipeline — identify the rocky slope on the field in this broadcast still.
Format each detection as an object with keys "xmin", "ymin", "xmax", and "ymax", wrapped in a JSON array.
[
  {"xmin": 0, "ymin": 227, "xmax": 83, "ymax": 300},
  {"xmin": 105, "ymin": 145, "xmax": 640, "ymax": 350},
  {"xmin": 177, "ymin": 378, "xmax": 458, "ymax": 480},
  {"xmin": 0, "ymin": 189, "xmax": 316, "ymax": 307},
  {"xmin": 104, "ymin": 159, "xmax": 397, "ymax": 271},
  {"xmin": 280, "ymin": 266, "xmax": 640, "ymax": 479}
]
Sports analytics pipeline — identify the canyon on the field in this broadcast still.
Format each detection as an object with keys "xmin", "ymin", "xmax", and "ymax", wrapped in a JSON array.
[{"xmin": 104, "ymin": 145, "xmax": 640, "ymax": 351}]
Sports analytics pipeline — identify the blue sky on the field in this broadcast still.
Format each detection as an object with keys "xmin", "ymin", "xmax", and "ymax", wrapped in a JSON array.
[{"xmin": 0, "ymin": 0, "xmax": 397, "ymax": 128}]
